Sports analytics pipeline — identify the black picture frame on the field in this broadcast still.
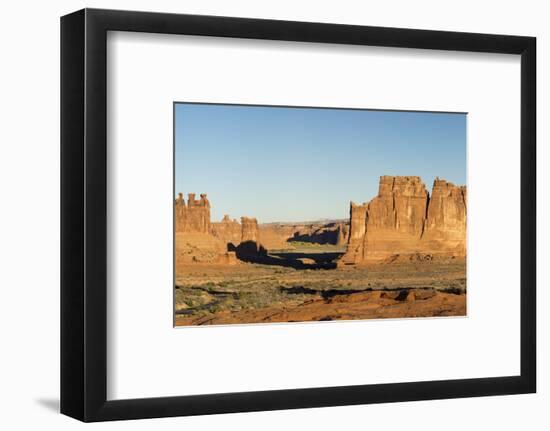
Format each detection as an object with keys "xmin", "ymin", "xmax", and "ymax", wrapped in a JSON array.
[{"xmin": 61, "ymin": 8, "xmax": 536, "ymax": 422}]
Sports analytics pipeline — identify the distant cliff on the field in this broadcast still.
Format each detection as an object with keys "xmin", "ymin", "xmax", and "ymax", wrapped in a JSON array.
[
  {"xmin": 259, "ymin": 222, "xmax": 349, "ymax": 249},
  {"xmin": 339, "ymin": 176, "xmax": 466, "ymax": 265}
]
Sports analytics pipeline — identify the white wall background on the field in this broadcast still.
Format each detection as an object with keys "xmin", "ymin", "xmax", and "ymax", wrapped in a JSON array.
[
  {"xmin": 0, "ymin": 0, "xmax": 546, "ymax": 429},
  {"xmin": 108, "ymin": 32, "xmax": 521, "ymax": 399}
]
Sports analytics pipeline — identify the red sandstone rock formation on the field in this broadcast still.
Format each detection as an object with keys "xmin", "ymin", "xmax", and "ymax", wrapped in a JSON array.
[
  {"xmin": 237, "ymin": 217, "xmax": 261, "ymax": 256},
  {"xmin": 174, "ymin": 193, "xmax": 218, "ymax": 263},
  {"xmin": 211, "ymin": 215, "xmax": 242, "ymax": 247},
  {"xmin": 175, "ymin": 193, "xmax": 264, "ymax": 263},
  {"xmin": 422, "ymin": 179, "xmax": 467, "ymax": 255},
  {"xmin": 339, "ymin": 176, "xmax": 466, "ymax": 265},
  {"xmin": 176, "ymin": 193, "xmax": 348, "ymax": 251},
  {"xmin": 344, "ymin": 202, "xmax": 369, "ymax": 264},
  {"xmin": 174, "ymin": 192, "xmax": 211, "ymax": 234},
  {"xmin": 175, "ymin": 178, "xmax": 464, "ymax": 268},
  {"xmin": 241, "ymin": 217, "xmax": 259, "ymax": 243},
  {"xmin": 336, "ymin": 223, "xmax": 348, "ymax": 246}
]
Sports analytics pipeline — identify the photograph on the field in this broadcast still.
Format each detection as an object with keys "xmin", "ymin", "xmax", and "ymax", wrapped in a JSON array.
[{"xmin": 174, "ymin": 103, "xmax": 467, "ymax": 326}]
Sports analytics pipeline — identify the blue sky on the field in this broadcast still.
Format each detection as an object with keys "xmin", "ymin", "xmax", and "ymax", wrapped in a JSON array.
[{"xmin": 175, "ymin": 103, "xmax": 466, "ymax": 223}]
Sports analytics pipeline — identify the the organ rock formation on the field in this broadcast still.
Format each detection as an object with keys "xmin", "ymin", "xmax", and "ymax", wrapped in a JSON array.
[{"xmin": 339, "ymin": 176, "xmax": 466, "ymax": 265}]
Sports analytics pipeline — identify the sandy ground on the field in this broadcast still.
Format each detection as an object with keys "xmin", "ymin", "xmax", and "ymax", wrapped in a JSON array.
[{"xmin": 174, "ymin": 256, "xmax": 466, "ymax": 326}]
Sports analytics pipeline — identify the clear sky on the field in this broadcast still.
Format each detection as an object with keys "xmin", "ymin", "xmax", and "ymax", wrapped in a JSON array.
[{"xmin": 175, "ymin": 103, "xmax": 466, "ymax": 223}]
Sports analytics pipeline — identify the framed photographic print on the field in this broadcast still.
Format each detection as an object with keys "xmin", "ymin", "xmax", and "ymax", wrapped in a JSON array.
[
  {"xmin": 173, "ymin": 103, "xmax": 468, "ymax": 326},
  {"xmin": 61, "ymin": 8, "xmax": 536, "ymax": 422}
]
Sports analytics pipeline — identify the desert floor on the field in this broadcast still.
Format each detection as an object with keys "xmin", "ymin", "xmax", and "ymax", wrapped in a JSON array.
[{"xmin": 174, "ymin": 245, "xmax": 466, "ymax": 326}]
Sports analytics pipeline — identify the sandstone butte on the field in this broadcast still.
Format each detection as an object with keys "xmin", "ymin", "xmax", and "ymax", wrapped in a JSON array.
[
  {"xmin": 339, "ymin": 176, "xmax": 466, "ymax": 265},
  {"xmin": 174, "ymin": 175, "xmax": 466, "ymax": 266}
]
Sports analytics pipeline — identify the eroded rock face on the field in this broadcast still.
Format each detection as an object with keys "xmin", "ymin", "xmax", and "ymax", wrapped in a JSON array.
[
  {"xmin": 362, "ymin": 176, "xmax": 429, "ymax": 262},
  {"xmin": 367, "ymin": 176, "xmax": 428, "ymax": 235},
  {"xmin": 212, "ymin": 215, "xmax": 241, "ymax": 248},
  {"xmin": 174, "ymin": 193, "xmax": 211, "ymax": 234},
  {"xmin": 237, "ymin": 217, "xmax": 261, "ymax": 258},
  {"xmin": 336, "ymin": 223, "xmax": 349, "ymax": 246},
  {"xmin": 341, "ymin": 202, "xmax": 369, "ymax": 265},
  {"xmin": 422, "ymin": 179, "xmax": 467, "ymax": 255},
  {"xmin": 241, "ymin": 217, "xmax": 259, "ymax": 243},
  {"xmin": 175, "ymin": 194, "xmax": 261, "ymax": 264},
  {"xmin": 339, "ymin": 176, "xmax": 466, "ymax": 264}
]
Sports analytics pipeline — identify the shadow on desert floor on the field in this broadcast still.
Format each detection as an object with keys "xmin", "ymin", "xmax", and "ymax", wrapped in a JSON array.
[{"xmin": 231, "ymin": 240, "xmax": 344, "ymax": 270}]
